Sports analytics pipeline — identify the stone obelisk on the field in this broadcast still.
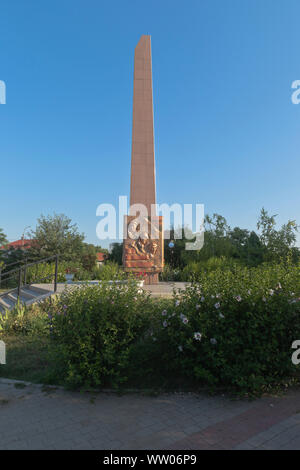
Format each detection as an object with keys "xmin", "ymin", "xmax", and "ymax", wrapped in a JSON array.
[
  {"xmin": 129, "ymin": 35, "xmax": 156, "ymax": 216},
  {"xmin": 123, "ymin": 35, "xmax": 163, "ymax": 284}
]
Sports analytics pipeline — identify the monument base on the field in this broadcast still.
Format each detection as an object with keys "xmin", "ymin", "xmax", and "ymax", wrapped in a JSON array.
[
  {"xmin": 123, "ymin": 269, "xmax": 160, "ymax": 285},
  {"xmin": 144, "ymin": 273, "xmax": 159, "ymax": 285},
  {"xmin": 122, "ymin": 215, "xmax": 164, "ymax": 285}
]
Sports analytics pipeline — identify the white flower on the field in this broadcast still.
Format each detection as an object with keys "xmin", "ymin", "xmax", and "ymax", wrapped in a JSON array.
[
  {"xmin": 175, "ymin": 300, "xmax": 180, "ymax": 306},
  {"xmin": 214, "ymin": 302, "xmax": 220, "ymax": 309},
  {"xmin": 219, "ymin": 313, "xmax": 224, "ymax": 319},
  {"xmin": 216, "ymin": 293, "xmax": 221, "ymax": 299},
  {"xmin": 196, "ymin": 304, "xmax": 200, "ymax": 310},
  {"xmin": 269, "ymin": 289, "xmax": 274, "ymax": 296},
  {"xmin": 194, "ymin": 332, "xmax": 202, "ymax": 341},
  {"xmin": 236, "ymin": 295, "xmax": 242, "ymax": 302},
  {"xmin": 262, "ymin": 296, "xmax": 266, "ymax": 302},
  {"xmin": 180, "ymin": 313, "xmax": 188, "ymax": 324},
  {"xmin": 211, "ymin": 295, "xmax": 215, "ymax": 299},
  {"xmin": 210, "ymin": 338, "xmax": 217, "ymax": 345},
  {"xmin": 276, "ymin": 283, "xmax": 282, "ymax": 290},
  {"xmin": 178, "ymin": 345, "xmax": 183, "ymax": 352},
  {"xmin": 163, "ymin": 320, "xmax": 168, "ymax": 328},
  {"xmin": 247, "ymin": 289, "xmax": 251, "ymax": 295},
  {"xmin": 162, "ymin": 310, "xmax": 167, "ymax": 316}
]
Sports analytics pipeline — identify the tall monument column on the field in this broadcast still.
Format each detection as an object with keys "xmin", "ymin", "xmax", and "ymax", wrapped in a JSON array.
[
  {"xmin": 123, "ymin": 35, "xmax": 164, "ymax": 284},
  {"xmin": 130, "ymin": 35, "xmax": 156, "ymax": 216}
]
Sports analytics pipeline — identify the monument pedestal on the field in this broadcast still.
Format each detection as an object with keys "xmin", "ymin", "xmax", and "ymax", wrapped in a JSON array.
[{"xmin": 123, "ymin": 216, "xmax": 164, "ymax": 285}]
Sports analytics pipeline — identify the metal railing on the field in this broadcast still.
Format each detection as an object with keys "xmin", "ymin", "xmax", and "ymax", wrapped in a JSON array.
[{"xmin": 0, "ymin": 255, "xmax": 59, "ymax": 301}]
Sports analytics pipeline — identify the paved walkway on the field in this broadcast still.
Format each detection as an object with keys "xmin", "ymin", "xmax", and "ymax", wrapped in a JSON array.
[{"xmin": 0, "ymin": 378, "xmax": 300, "ymax": 450}]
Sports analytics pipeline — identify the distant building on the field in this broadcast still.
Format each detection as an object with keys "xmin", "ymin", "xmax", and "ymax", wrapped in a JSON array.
[
  {"xmin": 0, "ymin": 239, "xmax": 34, "ymax": 251},
  {"xmin": 96, "ymin": 252, "xmax": 108, "ymax": 267}
]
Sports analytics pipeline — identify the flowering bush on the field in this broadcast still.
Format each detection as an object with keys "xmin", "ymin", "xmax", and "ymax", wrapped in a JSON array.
[
  {"xmin": 2, "ymin": 261, "xmax": 299, "ymax": 395},
  {"xmin": 129, "ymin": 262, "xmax": 300, "ymax": 394}
]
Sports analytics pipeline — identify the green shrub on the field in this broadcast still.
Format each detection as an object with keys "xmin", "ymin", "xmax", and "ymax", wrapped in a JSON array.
[
  {"xmin": 49, "ymin": 281, "xmax": 151, "ymax": 388},
  {"xmin": 0, "ymin": 301, "xmax": 49, "ymax": 336},
  {"xmin": 73, "ymin": 261, "xmax": 126, "ymax": 282},
  {"xmin": 130, "ymin": 262, "xmax": 300, "ymax": 395},
  {"xmin": 2, "ymin": 261, "xmax": 299, "ymax": 396},
  {"xmin": 26, "ymin": 261, "xmax": 69, "ymax": 284},
  {"xmin": 181, "ymin": 257, "xmax": 243, "ymax": 281},
  {"xmin": 160, "ymin": 264, "xmax": 182, "ymax": 282}
]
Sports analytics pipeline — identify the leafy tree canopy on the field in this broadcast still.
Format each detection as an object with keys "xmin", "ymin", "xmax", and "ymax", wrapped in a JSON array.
[
  {"xmin": 29, "ymin": 213, "xmax": 85, "ymax": 262},
  {"xmin": 0, "ymin": 228, "xmax": 8, "ymax": 247}
]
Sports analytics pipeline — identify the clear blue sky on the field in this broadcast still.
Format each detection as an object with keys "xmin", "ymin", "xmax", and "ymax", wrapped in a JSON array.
[{"xmin": 1, "ymin": 0, "xmax": 299, "ymax": 247}]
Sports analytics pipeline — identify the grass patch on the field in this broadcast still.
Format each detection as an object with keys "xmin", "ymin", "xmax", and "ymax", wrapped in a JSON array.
[{"xmin": 0, "ymin": 334, "xmax": 51, "ymax": 384}]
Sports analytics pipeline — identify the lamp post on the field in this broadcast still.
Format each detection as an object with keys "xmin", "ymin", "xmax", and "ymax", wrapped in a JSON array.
[
  {"xmin": 21, "ymin": 226, "xmax": 31, "ymax": 246},
  {"xmin": 168, "ymin": 240, "xmax": 175, "ymax": 269},
  {"xmin": 21, "ymin": 226, "xmax": 31, "ymax": 283}
]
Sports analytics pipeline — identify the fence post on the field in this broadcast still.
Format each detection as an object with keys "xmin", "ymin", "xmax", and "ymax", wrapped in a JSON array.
[
  {"xmin": 17, "ymin": 268, "xmax": 22, "ymax": 300},
  {"xmin": 24, "ymin": 259, "xmax": 27, "ymax": 286},
  {"xmin": 54, "ymin": 255, "xmax": 58, "ymax": 293}
]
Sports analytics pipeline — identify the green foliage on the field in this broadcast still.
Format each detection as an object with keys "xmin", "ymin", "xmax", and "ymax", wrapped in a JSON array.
[
  {"xmin": 0, "ymin": 247, "xmax": 26, "ymax": 270},
  {"xmin": 131, "ymin": 261, "xmax": 300, "ymax": 395},
  {"xmin": 109, "ymin": 242, "xmax": 123, "ymax": 265},
  {"xmin": 257, "ymin": 207, "xmax": 299, "ymax": 261},
  {"xmin": 48, "ymin": 282, "xmax": 151, "ymax": 388},
  {"xmin": 93, "ymin": 261, "xmax": 126, "ymax": 281},
  {"xmin": 1, "ymin": 261, "xmax": 300, "ymax": 396},
  {"xmin": 0, "ymin": 301, "xmax": 48, "ymax": 336},
  {"xmin": 17, "ymin": 260, "xmax": 125, "ymax": 285},
  {"xmin": 160, "ymin": 264, "xmax": 182, "ymax": 282},
  {"xmin": 0, "ymin": 334, "xmax": 51, "ymax": 383},
  {"xmin": 80, "ymin": 243, "xmax": 97, "ymax": 272},
  {"xmin": 164, "ymin": 209, "xmax": 299, "ymax": 274},
  {"xmin": 29, "ymin": 213, "xmax": 85, "ymax": 262},
  {"xmin": 73, "ymin": 261, "xmax": 126, "ymax": 282},
  {"xmin": 0, "ymin": 228, "xmax": 8, "ymax": 246},
  {"xmin": 42, "ymin": 261, "xmax": 300, "ymax": 394}
]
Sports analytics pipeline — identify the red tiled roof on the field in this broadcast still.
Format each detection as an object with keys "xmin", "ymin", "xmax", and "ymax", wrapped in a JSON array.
[
  {"xmin": 0, "ymin": 239, "xmax": 33, "ymax": 250},
  {"xmin": 96, "ymin": 252, "xmax": 107, "ymax": 262}
]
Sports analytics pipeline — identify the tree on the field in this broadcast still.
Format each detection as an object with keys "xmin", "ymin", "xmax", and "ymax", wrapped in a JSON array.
[
  {"xmin": 257, "ymin": 208, "xmax": 299, "ymax": 261},
  {"xmin": 246, "ymin": 231, "xmax": 264, "ymax": 266},
  {"xmin": 109, "ymin": 242, "xmax": 123, "ymax": 265},
  {"xmin": 29, "ymin": 214, "xmax": 85, "ymax": 262},
  {"xmin": 80, "ymin": 243, "xmax": 97, "ymax": 271},
  {"xmin": 0, "ymin": 228, "xmax": 7, "ymax": 247}
]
